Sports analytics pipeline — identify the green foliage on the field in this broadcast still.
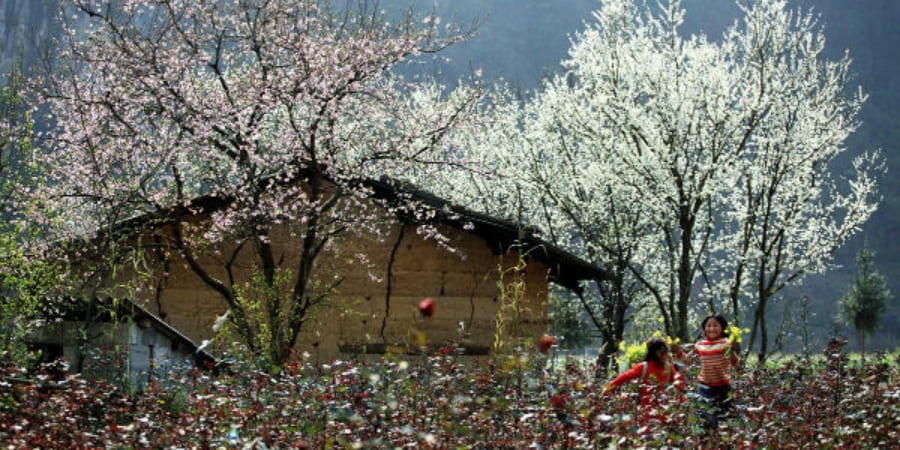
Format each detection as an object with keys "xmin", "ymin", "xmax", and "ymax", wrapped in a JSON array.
[
  {"xmin": 547, "ymin": 290, "xmax": 593, "ymax": 350},
  {"xmin": 0, "ymin": 234, "xmax": 56, "ymax": 364},
  {"xmin": 492, "ymin": 255, "xmax": 529, "ymax": 359},
  {"xmin": 229, "ymin": 265, "xmax": 326, "ymax": 371},
  {"xmin": 489, "ymin": 252, "xmax": 556, "ymax": 391},
  {"xmin": 839, "ymin": 240, "xmax": 892, "ymax": 355},
  {"xmin": 0, "ymin": 60, "xmax": 57, "ymax": 365}
]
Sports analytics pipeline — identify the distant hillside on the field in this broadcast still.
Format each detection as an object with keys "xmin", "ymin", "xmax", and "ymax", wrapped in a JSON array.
[{"xmin": 0, "ymin": 0, "xmax": 57, "ymax": 75}]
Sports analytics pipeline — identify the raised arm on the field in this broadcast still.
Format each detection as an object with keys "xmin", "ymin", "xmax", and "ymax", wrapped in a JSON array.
[{"xmin": 603, "ymin": 363, "xmax": 644, "ymax": 394}]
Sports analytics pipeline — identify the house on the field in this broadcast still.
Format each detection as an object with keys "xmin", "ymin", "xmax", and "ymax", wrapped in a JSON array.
[
  {"xmin": 80, "ymin": 178, "xmax": 608, "ymax": 362},
  {"xmin": 28, "ymin": 296, "xmax": 216, "ymax": 388}
]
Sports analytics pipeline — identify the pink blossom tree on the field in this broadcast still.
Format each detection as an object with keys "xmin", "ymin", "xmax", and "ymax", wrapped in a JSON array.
[{"xmin": 26, "ymin": 0, "xmax": 486, "ymax": 366}]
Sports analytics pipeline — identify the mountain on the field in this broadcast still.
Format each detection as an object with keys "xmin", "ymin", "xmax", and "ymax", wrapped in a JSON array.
[{"xmin": 0, "ymin": 0, "xmax": 56, "ymax": 75}]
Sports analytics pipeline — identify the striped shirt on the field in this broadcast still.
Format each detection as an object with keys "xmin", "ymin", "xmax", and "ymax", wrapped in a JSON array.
[{"xmin": 692, "ymin": 338, "xmax": 737, "ymax": 387}]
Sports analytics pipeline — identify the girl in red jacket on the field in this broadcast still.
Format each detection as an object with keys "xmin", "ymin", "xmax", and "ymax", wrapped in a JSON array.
[{"xmin": 604, "ymin": 337, "xmax": 685, "ymax": 424}]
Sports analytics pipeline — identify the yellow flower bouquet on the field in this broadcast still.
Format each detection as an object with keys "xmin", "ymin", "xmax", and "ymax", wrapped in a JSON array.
[{"xmin": 725, "ymin": 325, "xmax": 749, "ymax": 358}]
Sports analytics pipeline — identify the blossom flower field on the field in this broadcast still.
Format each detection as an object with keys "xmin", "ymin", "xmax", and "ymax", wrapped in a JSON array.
[{"xmin": 1, "ymin": 340, "xmax": 898, "ymax": 448}]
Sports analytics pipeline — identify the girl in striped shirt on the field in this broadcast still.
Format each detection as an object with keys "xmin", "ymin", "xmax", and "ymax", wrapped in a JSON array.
[{"xmin": 690, "ymin": 313, "xmax": 741, "ymax": 428}]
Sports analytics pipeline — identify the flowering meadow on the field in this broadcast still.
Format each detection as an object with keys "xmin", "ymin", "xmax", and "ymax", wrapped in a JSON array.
[{"xmin": 1, "ymin": 342, "xmax": 898, "ymax": 449}]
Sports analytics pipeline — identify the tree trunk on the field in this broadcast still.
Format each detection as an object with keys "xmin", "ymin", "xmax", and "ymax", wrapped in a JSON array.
[
  {"xmin": 676, "ymin": 235, "xmax": 693, "ymax": 341},
  {"xmin": 593, "ymin": 270, "xmax": 628, "ymax": 376},
  {"xmin": 861, "ymin": 333, "xmax": 866, "ymax": 362},
  {"xmin": 756, "ymin": 299, "xmax": 768, "ymax": 364}
]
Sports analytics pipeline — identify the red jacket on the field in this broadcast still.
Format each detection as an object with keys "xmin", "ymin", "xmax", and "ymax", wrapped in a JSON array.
[{"xmin": 605, "ymin": 360, "xmax": 685, "ymax": 420}]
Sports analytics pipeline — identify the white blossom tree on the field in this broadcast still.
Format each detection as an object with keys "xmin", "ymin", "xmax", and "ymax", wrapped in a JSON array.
[
  {"xmin": 704, "ymin": 0, "xmax": 883, "ymax": 360},
  {"xmin": 25, "ymin": 0, "xmax": 487, "ymax": 367},
  {"xmin": 415, "ymin": 0, "xmax": 882, "ymax": 358}
]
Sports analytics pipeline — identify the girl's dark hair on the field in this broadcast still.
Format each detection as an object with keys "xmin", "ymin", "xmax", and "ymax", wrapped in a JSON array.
[
  {"xmin": 645, "ymin": 337, "xmax": 669, "ymax": 365},
  {"xmin": 701, "ymin": 313, "xmax": 730, "ymax": 338}
]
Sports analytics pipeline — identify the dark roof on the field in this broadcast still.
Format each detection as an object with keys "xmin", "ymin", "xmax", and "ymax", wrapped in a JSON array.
[
  {"xmin": 112, "ymin": 174, "xmax": 609, "ymax": 291},
  {"xmin": 363, "ymin": 177, "xmax": 610, "ymax": 290}
]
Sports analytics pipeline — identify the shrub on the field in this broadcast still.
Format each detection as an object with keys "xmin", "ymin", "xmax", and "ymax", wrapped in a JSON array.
[{"xmin": 0, "ymin": 345, "xmax": 898, "ymax": 447}]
